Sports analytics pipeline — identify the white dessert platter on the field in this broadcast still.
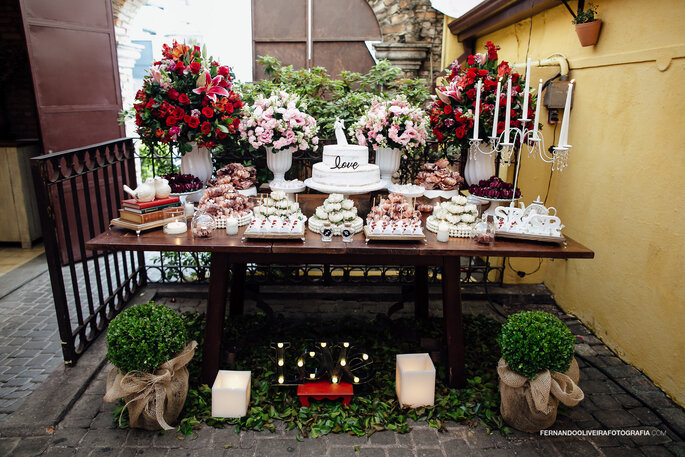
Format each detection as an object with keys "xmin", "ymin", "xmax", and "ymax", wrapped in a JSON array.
[
  {"xmin": 236, "ymin": 186, "xmax": 257, "ymax": 196},
  {"xmin": 493, "ymin": 198, "xmax": 565, "ymax": 244},
  {"xmin": 425, "ymin": 217, "xmax": 473, "ymax": 238},
  {"xmin": 213, "ymin": 211, "xmax": 253, "ymax": 229},
  {"xmin": 387, "ymin": 183, "xmax": 425, "ymax": 198},
  {"xmin": 363, "ymin": 221, "xmax": 425, "ymax": 242},
  {"xmin": 307, "ymin": 193, "xmax": 364, "ymax": 235},
  {"xmin": 423, "ymin": 189, "xmax": 459, "ymax": 200},
  {"xmin": 269, "ymin": 179, "xmax": 307, "ymax": 194},
  {"xmin": 171, "ymin": 187, "xmax": 205, "ymax": 203},
  {"xmin": 243, "ymin": 217, "xmax": 306, "ymax": 241},
  {"xmin": 473, "ymin": 196, "xmax": 521, "ymax": 218}
]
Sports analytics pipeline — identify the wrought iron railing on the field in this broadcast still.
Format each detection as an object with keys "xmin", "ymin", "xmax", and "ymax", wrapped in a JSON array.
[{"xmin": 32, "ymin": 138, "xmax": 146, "ymax": 365}]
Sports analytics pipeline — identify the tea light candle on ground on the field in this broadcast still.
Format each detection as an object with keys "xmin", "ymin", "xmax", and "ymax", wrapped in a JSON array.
[
  {"xmin": 225, "ymin": 217, "xmax": 239, "ymax": 235},
  {"xmin": 396, "ymin": 353, "xmax": 436, "ymax": 408},
  {"xmin": 164, "ymin": 220, "xmax": 187, "ymax": 235},
  {"xmin": 212, "ymin": 370, "xmax": 251, "ymax": 418},
  {"xmin": 437, "ymin": 222, "xmax": 449, "ymax": 242}
]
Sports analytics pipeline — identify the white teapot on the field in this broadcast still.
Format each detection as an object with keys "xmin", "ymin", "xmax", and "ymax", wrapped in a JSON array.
[
  {"xmin": 154, "ymin": 177, "xmax": 171, "ymax": 199},
  {"xmin": 123, "ymin": 178, "xmax": 156, "ymax": 202}
]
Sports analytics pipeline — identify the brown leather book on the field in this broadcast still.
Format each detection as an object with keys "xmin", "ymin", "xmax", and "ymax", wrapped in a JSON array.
[{"xmin": 119, "ymin": 209, "xmax": 168, "ymax": 224}]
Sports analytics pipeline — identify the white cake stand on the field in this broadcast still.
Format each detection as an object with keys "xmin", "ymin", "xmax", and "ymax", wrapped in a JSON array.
[
  {"xmin": 387, "ymin": 183, "xmax": 425, "ymax": 198},
  {"xmin": 237, "ymin": 186, "xmax": 257, "ymax": 196},
  {"xmin": 423, "ymin": 189, "xmax": 459, "ymax": 200},
  {"xmin": 304, "ymin": 178, "xmax": 388, "ymax": 196}
]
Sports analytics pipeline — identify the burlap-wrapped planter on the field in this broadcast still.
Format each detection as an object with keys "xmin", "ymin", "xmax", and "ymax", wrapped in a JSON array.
[
  {"xmin": 104, "ymin": 341, "xmax": 197, "ymax": 431},
  {"xmin": 498, "ymin": 357, "xmax": 584, "ymax": 433}
]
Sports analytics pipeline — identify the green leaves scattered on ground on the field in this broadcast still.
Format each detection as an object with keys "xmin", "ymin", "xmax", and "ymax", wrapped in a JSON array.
[{"xmin": 176, "ymin": 312, "xmax": 509, "ymax": 437}]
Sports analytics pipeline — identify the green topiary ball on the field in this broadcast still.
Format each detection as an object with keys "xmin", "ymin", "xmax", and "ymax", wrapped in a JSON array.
[
  {"xmin": 106, "ymin": 302, "xmax": 188, "ymax": 374},
  {"xmin": 497, "ymin": 311, "xmax": 575, "ymax": 380}
]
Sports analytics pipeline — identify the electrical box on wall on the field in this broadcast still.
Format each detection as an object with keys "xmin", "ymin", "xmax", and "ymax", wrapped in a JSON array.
[{"xmin": 544, "ymin": 81, "xmax": 574, "ymax": 124}]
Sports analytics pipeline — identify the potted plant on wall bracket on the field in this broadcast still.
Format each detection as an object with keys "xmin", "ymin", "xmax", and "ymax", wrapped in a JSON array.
[{"xmin": 573, "ymin": 2, "xmax": 602, "ymax": 46}]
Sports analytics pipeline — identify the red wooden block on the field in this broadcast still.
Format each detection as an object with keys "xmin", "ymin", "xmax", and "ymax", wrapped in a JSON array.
[{"xmin": 297, "ymin": 381, "xmax": 354, "ymax": 407}]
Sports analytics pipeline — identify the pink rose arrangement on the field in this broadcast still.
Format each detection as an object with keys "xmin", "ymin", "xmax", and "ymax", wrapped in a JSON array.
[
  {"xmin": 351, "ymin": 95, "xmax": 429, "ymax": 155},
  {"xmin": 239, "ymin": 91, "xmax": 319, "ymax": 153}
]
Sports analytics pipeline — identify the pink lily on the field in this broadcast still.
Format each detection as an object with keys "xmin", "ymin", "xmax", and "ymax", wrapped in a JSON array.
[{"xmin": 193, "ymin": 71, "xmax": 228, "ymax": 102}]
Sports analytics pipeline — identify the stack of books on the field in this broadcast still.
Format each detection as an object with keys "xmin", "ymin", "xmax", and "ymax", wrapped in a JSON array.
[{"xmin": 119, "ymin": 196, "xmax": 181, "ymax": 224}]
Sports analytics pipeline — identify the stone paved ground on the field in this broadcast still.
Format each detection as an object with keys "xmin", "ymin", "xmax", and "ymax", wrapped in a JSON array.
[
  {"xmin": 0, "ymin": 259, "xmax": 63, "ymax": 420},
  {"xmin": 0, "ymin": 272, "xmax": 684, "ymax": 456}
]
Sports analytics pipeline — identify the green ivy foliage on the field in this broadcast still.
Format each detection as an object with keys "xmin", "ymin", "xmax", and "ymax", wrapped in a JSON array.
[
  {"xmin": 238, "ymin": 56, "xmax": 431, "ymax": 140},
  {"xmin": 166, "ymin": 312, "xmax": 510, "ymax": 437},
  {"xmin": 106, "ymin": 302, "xmax": 188, "ymax": 374},
  {"xmin": 497, "ymin": 311, "xmax": 575, "ymax": 380}
]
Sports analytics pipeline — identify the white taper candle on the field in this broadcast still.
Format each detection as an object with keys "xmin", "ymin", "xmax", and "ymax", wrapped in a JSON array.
[
  {"xmin": 473, "ymin": 80, "xmax": 481, "ymax": 140},
  {"xmin": 521, "ymin": 58, "xmax": 531, "ymax": 119},
  {"xmin": 558, "ymin": 80, "xmax": 574, "ymax": 147},
  {"xmin": 491, "ymin": 78, "xmax": 502, "ymax": 138},
  {"xmin": 504, "ymin": 78, "xmax": 512, "ymax": 144},
  {"xmin": 532, "ymin": 79, "xmax": 543, "ymax": 138}
]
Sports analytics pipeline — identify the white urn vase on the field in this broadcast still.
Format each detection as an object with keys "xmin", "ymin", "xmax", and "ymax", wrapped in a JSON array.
[
  {"xmin": 266, "ymin": 146, "xmax": 293, "ymax": 183},
  {"xmin": 376, "ymin": 147, "xmax": 401, "ymax": 183},
  {"xmin": 464, "ymin": 143, "xmax": 496, "ymax": 186},
  {"xmin": 180, "ymin": 143, "xmax": 213, "ymax": 185}
]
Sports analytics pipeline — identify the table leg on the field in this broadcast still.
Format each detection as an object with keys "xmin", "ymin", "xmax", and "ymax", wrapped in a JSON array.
[
  {"xmin": 201, "ymin": 252, "xmax": 230, "ymax": 385},
  {"xmin": 414, "ymin": 265, "xmax": 429, "ymax": 320},
  {"xmin": 442, "ymin": 257, "xmax": 466, "ymax": 388},
  {"xmin": 229, "ymin": 263, "xmax": 247, "ymax": 316}
]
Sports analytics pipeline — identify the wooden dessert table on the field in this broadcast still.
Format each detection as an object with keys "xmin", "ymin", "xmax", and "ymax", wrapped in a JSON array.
[{"xmin": 85, "ymin": 194, "xmax": 594, "ymax": 388}]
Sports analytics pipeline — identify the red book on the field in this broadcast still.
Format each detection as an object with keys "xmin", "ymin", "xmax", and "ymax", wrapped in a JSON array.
[{"xmin": 122, "ymin": 196, "xmax": 180, "ymax": 209}]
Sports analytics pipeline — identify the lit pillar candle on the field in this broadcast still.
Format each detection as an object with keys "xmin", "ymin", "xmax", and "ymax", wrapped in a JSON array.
[
  {"xmin": 472, "ymin": 79, "xmax": 481, "ymax": 140},
  {"xmin": 503, "ymin": 78, "xmax": 512, "ymax": 144},
  {"xmin": 396, "ymin": 353, "xmax": 436, "ymax": 408},
  {"xmin": 212, "ymin": 370, "xmax": 251, "ymax": 418},
  {"xmin": 532, "ymin": 79, "xmax": 543, "ymax": 138},
  {"xmin": 521, "ymin": 58, "xmax": 531, "ymax": 119},
  {"xmin": 558, "ymin": 80, "xmax": 575, "ymax": 147},
  {"xmin": 491, "ymin": 78, "xmax": 502, "ymax": 138}
]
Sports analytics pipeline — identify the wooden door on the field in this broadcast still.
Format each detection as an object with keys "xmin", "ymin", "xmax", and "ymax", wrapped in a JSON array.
[
  {"xmin": 19, "ymin": 0, "xmax": 124, "ymax": 154},
  {"xmin": 252, "ymin": 0, "xmax": 382, "ymax": 80}
]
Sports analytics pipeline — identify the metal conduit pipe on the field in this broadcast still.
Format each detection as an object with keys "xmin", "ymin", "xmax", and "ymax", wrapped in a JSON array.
[{"xmin": 512, "ymin": 54, "xmax": 570, "ymax": 79}]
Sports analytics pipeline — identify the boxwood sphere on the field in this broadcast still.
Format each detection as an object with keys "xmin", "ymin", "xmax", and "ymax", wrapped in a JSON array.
[
  {"xmin": 497, "ymin": 311, "xmax": 575, "ymax": 380},
  {"xmin": 106, "ymin": 302, "xmax": 188, "ymax": 373}
]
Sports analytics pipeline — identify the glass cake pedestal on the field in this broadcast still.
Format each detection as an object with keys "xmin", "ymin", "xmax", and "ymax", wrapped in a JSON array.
[{"xmin": 304, "ymin": 178, "xmax": 388, "ymax": 196}]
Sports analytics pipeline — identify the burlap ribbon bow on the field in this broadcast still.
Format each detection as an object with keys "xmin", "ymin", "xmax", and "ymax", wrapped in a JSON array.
[
  {"xmin": 104, "ymin": 341, "xmax": 198, "ymax": 431},
  {"xmin": 497, "ymin": 358, "xmax": 584, "ymax": 414}
]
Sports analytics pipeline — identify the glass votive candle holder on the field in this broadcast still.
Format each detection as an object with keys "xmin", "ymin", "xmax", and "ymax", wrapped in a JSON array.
[
  {"xmin": 225, "ymin": 217, "xmax": 239, "ymax": 235},
  {"xmin": 191, "ymin": 212, "xmax": 216, "ymax": 238},
  {"xmin": 163, "ymin": 206, "xmax": 187, "ymax": 235}
]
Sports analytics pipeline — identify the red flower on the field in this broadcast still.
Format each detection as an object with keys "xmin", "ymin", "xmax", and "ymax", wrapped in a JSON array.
[
  {"xmin": 155, "ymin": 129, "xmax": 164, "ymax": 138},
  {"xmin": 175, "ymin": 62, "xmax": 185, "ymax": 74},
  {"xmin": 444, "ymin": 105, "xmax": 453, "ymax": 115},
  {"xmin": 201, "ymin": 121, "xmax": 211, "ymax": 135},
  {"xmin": 185, "ymin": 115, "xmax": 200, "ymax": 129},
  {"xmin": 497, "ymin": 121, "xmax": 505, "ymax": 134},
  {"xmin": 202, "ymin": 107, "xmax": 214, "ymax": 118},
  {"xmin": 232, "ymin": 118, "xmax": 240, "ymax": 129},
  {"xmin": 217, "ymin": 66, "xmax": 230, "ymax": 77},
  {"xmin": 168, "ymin": 89, "xmax": 179, "ymax": 101},
  {"xmin": 216, "ymin": 128, "xmax": 228, "ymax": 139},
  {"xmin": 512, "ymin": 73, "xmax": 520, "ymax": 84},
  {"xmin": 166, "ymin": 116, "xmax": 178, "ymax": 127},
  {"xmin": 455, "ymin": 126, "xmax": 466, "ymax": 138},
  {"xmin": 224, "ymin": 103, "xmax": 234, "ymax": 114},
  {"xmin": 478, "ymin": 69, "xmax": 489, "ymax": 77},
  {"xmin": 190, "ymin": 62, "xmax": 202, "ymax": 74},
  {"xmin": 433, "ymin": 129, "xmax": 445, "ymax": 142},
  {"xmin": 178, "ymin": 94, "xmax": 190, "ymax": 105},
  {"xmin": 466, "ymin": 89, "xmax": 476, "ymax": 100},
  {"xmin": 467, "ymin": 55, "xmax": 475, "ymax": 66},
  {"xmin": 174, "ymin": 107, "xmax": 185, "ymax": 118}
]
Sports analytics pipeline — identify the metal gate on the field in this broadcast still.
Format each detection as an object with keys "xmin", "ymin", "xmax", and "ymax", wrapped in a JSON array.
[{"xmin": 31, "ymin": 138, "xmax": 146, "ymax": 365}]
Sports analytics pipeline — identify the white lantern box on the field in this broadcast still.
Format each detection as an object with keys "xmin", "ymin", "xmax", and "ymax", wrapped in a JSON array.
[
  {"xmin": 212, "ymin": 370, "xmax": 251, "ymax": 418},
  {"xmin": 396, "ymin": 353, "xmax": 436, "ymax": 408}
]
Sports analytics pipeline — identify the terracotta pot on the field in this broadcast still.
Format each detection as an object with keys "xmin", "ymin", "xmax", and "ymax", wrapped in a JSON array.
[{"xmin": 575, "ymin": 20, "xmax": 602, "ymax": 47}]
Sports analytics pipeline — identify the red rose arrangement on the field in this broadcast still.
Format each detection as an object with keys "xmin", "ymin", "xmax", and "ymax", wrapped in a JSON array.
[
  {"xmin": 133, "ymin": 41, "xmax": 243, "ymax": 154},
  {"xmin": 429, "ymin": 42, "xmax": 535, "ymax": 153}
]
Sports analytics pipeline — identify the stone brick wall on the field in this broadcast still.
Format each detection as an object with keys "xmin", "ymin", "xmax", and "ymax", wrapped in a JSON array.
[
  {"xmin": 0, "ymin": 0, "xmax": 39, "ymax": 140},
  {"xmin": 366, "ymin": 0, "xmax": 443, "ymax": 82}
]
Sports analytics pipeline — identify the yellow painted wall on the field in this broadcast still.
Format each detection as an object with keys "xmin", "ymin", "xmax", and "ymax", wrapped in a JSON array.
[{"xmin": 443, "ymin": 0, "xmax": 685, "ymax": 405}]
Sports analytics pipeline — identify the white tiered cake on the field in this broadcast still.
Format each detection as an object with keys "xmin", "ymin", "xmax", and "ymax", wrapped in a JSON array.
[{"xmin": 305, "ymin": 119, "xmax": 386, "ymax": 194}]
